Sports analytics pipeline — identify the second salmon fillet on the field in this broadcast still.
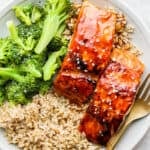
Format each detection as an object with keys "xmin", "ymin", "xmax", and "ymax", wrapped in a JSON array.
[{"xmin": 79, "ymin": 49, "xmax": 144, "ymax": 145}]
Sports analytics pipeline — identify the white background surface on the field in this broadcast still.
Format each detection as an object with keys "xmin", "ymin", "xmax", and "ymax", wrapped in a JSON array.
[
  {"xmin": 0, "ymin": 0, "xmax": 149, "ymax": 149},
  {"xmin": 120, "ymin": 1, "xmax": 150, "ymax": 149}
]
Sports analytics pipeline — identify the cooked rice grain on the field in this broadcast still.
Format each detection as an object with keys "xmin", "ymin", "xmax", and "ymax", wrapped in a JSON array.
[
  {"xmin": 112, "ymin": 9, "xmax": 142, "ymax": 56},
  {"xmin": 0, "ymin": 91, "xmax": 100, "ymax": 150}
]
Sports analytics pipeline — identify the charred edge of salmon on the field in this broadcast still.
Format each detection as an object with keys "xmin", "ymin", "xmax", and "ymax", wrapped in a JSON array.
[
  {"xmin": 53, "ymin": 71, "xmax": 98, "ymax": 105},
  {"xmin": 79, "ymin": 49, "xmax": 144, "ymax": 145}
]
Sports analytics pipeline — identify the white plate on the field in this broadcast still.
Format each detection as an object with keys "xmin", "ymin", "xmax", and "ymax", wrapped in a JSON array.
[{"xmin": 0, "ymin": 0, "xmax": 150, "ymax": 150}]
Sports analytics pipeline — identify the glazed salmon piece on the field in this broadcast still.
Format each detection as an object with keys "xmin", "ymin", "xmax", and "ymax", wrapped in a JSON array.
[
  {"xmin": 68, "ymin": 2, "xmax": 116, "ymax": 73},
  {"xmin": 53, "ymin": 2, "xmax": 116, "ymax": 104},
  {"xmin": 54, "ymin": 71, "xmax": 97, "ymax": 104},
  {"xmin": 79, "ymin": 49, "xmax": 144, "ymax": 145}
]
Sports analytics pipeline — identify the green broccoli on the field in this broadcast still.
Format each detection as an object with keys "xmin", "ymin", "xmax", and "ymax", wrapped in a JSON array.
[
  {"xmin": 19, "ymin": 60, "xmax": 41, "ymax": 78},
  {"xmin": 4, "ymin": 72, "xmax": 41, "ymax": 104},
  {"xmin": 19, "ymin": 54, "xmax": 46, "ymax": 78},
  {"xmin": 0, "ymin": 17, "xmax": 44, "ymax": 66},
  {"xmin": 31, "ymin": 6, "xmax": 43, "ymax": 23},
  {"xmin": 13, "ymin": 4, "xmax": 43, "ymax": 26},
  {"xmin": 0, "ymin": 38, "xmax": 9, "ymax": 64},
  {"xmin": 0, "ymin": 88, "xmax": 5, "ymax": 105},
  {"xmin": 0, "ymin": 67, "xmax": 25, "ymax": 82},
  {"xmin": 0, "ymin": 38, "xmax": 19, "ymax": 64},
  {"xmin": 0, "ymin": 0, "xmax": 72, "ymax": 106},
  {"xmin": 17, "ymin": 22, "xmax": 43, "ymax": 39},
  {"xmin": 20, "ymin": 75, "xmax": 51, "ymax": 97},
  {"xmin": 34, "ymin": 0, "xmax": 71, "ymax": 54},
  {"xmin": 39, "ymin": 80, "xmax": 52, "ymax": 95},
  {"xmin": 0, "ymin": 77, "xmax": 8, "ymax": 86},
  {"xmin": 6, "ymin": 79, "xmax": 52, "ymax": 105},
  {"xmin": 0, "ymin": 51, "xmax": 46, "ymax": 80},
  {"xmin": 19, "ymin": 74, "xmax": 40, "ymax": 96},
  {"xmin": 0, "ymin": 38, "xmax": 32, "ymax": 65},
  {"xmin": 6, "ymin": 81, "xmax": 28, "ymax": 105},
  {"xmin": 0, "ymin": 67, "xmax": 39, "ymax": 89},
  {"xmin": 13, "ymin": 4, "xmax": 32, "ymax": 26},
  {"xmin": 48, "ymin": 36, "xmax": 68, "ymax": 52},
  {"xmin": 43, "ymin": 46, "xmax": 67, "ymax": 81},
  {"xmin": 7, "ymin": 20, "xmax": 36, "ymax": 51},
  {"xmin": 5, "ymin": 74, "xmax": 51, "ymax": 105}
]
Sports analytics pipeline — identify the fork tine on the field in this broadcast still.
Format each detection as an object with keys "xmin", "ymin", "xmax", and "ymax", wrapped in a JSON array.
[
  {"xmin": 136, "ymin": 74, "xmax": 150, "ymax": 99},
  {"xmin": 147, "ymin": 94, "xmax": 150, "ymax": 102},
  {"xmin": 140, "ymin": 83, "xmax": 150, "ymax": 100}
]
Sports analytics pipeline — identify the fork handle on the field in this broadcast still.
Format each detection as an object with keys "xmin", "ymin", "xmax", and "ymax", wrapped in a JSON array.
[{"xmin": 107, "ymin": 122, "xmax": 129, "ymax": 150}]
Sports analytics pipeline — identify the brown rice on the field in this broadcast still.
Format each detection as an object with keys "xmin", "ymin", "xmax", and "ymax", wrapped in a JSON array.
[{"xmin": 0, "ymin": 91, "xmax": 101, "ymax": 150}]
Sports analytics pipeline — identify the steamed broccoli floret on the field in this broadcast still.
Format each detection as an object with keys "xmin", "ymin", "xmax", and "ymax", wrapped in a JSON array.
[
  {"xmin": 13, "ymin": 4, "xmax": 32, "ymax": 26},
  {"xmin": 19, "ymin": 75, "xmax": 51, "ymax": 98},
  {"xmin": 0, "ymin": 65, "xmax": 47, "ymax": 92},
  {"xmin": 31, "ymin": 6, "xmax": 43, "ymax": 23},
  {"xmin": 0, "ymin": 88, "xmax": 5, "ymax": 105},
  {"xmin": 19, "ymin": 74, "xmax": 40, "ymax": 96},
  {"xmin": 0, "ymin": 67, "xmax": 40, "ymax": 95},
  {"xmin": 0, "ymin": 67, "xmax": 25, "ymax": 82},
  {"xmin": 5, "ymin": 74, "xmax": 50, "ymax": 105},
  {"xmin": 6, "ymin": 74, "xmax": 41, "ymax": 105},
  {"xmin": 17, "ymin": 22, "xmax": 43, "ymax": 39},
  {"xmin": 4, "ymin": 72, "xmax": 42, "ymax": 105},
  {"xmin": 0, "ymin": 77, "xmax": 8, "ymax": 86},
  {"xmin": 43, "ymin": 46, "xmax": 67, "ymax": 81},
  {"xmin": 19, "ymin": 54, "xmax": 46, "ymax": 78},
  {"xmin": 34, "ymin": 0, "xmax": 71, "ymax": 54},
  {"xmin": 19, "ymin": 59, "xmax": 42, "ymax": 78},
  {"xmin": 7, "ymin": 21, "xmax": 36, "ymax": 51},
  {"xmin": 0, "ymin": 38, "xmax": 22, "ymax": 64},
  {"xmin": 6, "ymin": 81, "xmax": 28, "ymax": 105},
  {"xmin": 5, "ymin": 78, "xmax": 52, "ymax": 105},
  {"xmin": 13, "ymin": 4, "xmax": 43, "ymax": 26},
  {"xmin": 0, "ymin": 52, "xmax": 46, "ymax": 81},
  {"xmin": 0, "ymin": 37, "xmax": 33, "ymax": 65},
  {"xmin": 48, "ymin": 36, "xmax": 68, "ymax": 52},
  {"xmin": 39, "ymin": 80, "xmax": 52, "ymax": 95},
  {"xmin": 0, "ymin": 39, "xmax": 9, "ymax": 63}
]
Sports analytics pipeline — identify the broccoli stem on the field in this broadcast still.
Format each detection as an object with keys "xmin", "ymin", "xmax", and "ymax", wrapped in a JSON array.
[
  {"xmin": 0, "ymin": 40, "xmax": 9, "ymax": 60},
  {"xmin": 0, "ymin": 90, "xmax": 5, "ymax": 105},
  {"xmin": 7, "ymin": 21, "xmax": 36, "ymax": 51},
  {"xmin": 56, "ymin": 24, "xmax": 66, "ymax": 37},
  {"xmin": 34, "ymin": 14, "xmax": 59, "ymax": 54},
  {"xmin": 34, "ymin": 0, "xmax": 70, "ymax": 54},
  {"xmin": 7, "ymin": 21, "xmax": 26, "ymax": 49},
  {"xmin": 20, "ymin": 66, "xmax": 42, "ymax": 78},
  {"xmin": 13, "ymin": 6, "xmax": 31, "ymax": 26},
  {"xmin": 0, "ymin": 78, "xmax": 8, "ymax": 86},
  {"xmin": 34, "ymin": 14, "xmax": 67, "ymax": 54},
  {"xmin": 0, "ymin": 68, "xmax": 25, "ymax": 82},
  {"xmin": 43, "ymin": 47, "xmax": 67, "ymax": 81},
  {"xmin": 31, "ymin": 6, "xmax": 42, "ymax": 23}
]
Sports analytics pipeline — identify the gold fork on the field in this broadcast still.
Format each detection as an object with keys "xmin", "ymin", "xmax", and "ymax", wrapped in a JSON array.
[{"xmin": 107, "ymin": 74, "xmax": 150, "ymax": 150}]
